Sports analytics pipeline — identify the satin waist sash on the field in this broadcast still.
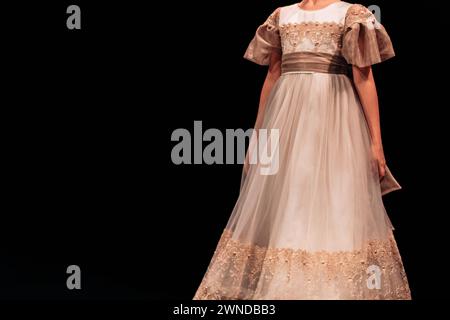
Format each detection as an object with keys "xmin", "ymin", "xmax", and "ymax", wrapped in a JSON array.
[{"xmin": 282, "ymin": 52, "xmax": 350, "ymax": 75}]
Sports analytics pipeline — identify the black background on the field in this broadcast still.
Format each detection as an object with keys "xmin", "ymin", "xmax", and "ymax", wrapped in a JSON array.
[{"xmin": 1, "ymin": 0, "xmax": 448, "ymax": 305}]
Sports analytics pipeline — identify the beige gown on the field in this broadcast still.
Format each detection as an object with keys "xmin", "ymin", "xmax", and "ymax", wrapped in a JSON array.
[{"xmin": 194, "ymin": 2, "xmax": 411, "ymax": 300}]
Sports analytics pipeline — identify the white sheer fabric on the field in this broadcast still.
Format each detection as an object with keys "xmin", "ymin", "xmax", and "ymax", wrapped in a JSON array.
[{"xmin": 231, "ymin": 72, "xmax": 392, "ymax": 252}]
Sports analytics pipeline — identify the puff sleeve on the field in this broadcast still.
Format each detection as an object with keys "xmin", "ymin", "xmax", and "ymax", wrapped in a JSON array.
[
  {"xmin": 244, "ymin": 8, "xmax": 282, "ymax": 66},
  {"xmin": 342, "ymin": 4, "xmax": 395, "ymax": 68}
]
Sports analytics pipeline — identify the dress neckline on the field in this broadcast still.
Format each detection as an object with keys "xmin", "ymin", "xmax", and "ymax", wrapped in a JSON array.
[{"xmin": 297, "ymin": 1, "xmax": 342, "ymax": 12}]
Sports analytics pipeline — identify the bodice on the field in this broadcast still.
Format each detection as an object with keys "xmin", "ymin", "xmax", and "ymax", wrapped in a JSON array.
[{"xmin": 244, "ymin": 2, "xmax": 395, "ymax": 73}]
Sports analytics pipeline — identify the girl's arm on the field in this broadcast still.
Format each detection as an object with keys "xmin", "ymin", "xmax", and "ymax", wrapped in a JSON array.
[
  {"xmin": 244, "ymin": 51, "xmax": 282, "ymax": 174},
  {"xmin": 253, "ymin": 51, "xmax": 282, "ymax": 131},
  {"xmin": 352, "ymin": 65, "xmax": 386, "ymax": 179}
]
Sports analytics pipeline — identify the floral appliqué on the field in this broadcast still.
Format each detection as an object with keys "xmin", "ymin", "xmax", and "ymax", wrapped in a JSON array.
[
  {"xmin": 280, "ymin": 22, "xmax": 345, "ymax": 55},
  {"xmin": 345, "ymin": 4, "xmax": 377, "ymax": 29},
  {"xmin": 194, "ymin": 229, "xmax": 411, "ymax": 300}
]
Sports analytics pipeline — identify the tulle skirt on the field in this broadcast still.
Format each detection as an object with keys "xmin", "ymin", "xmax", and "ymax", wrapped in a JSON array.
[{"xmin": 194, "ymin": 72, "xmax": 411, "ymax": 300}]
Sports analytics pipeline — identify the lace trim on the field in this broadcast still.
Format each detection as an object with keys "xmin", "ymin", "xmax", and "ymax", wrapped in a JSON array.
[
  {"xmin": 279, "ymin": 22, "xmax": 345, "ymax": 55},
  {"xmin": 194, "ymin": 229, "xmax": 411, "ymax": 300},
  {"xmin": 345, "ymin": 4, "xmax": 376, "ymax": 28}
]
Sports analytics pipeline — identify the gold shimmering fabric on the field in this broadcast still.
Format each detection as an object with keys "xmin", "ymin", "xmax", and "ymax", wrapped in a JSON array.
[
  {"xmin": 194, "ymin": 229, "xmax": 411, "ymax": 300},
  {"xmin": 342, "ymin": 4, "xmax": 395, "ymax": 67},
  {"xmin": 244, "ymin": 8, "xmax": 282, "ymax": 65},
  {"xmin": 281, "ymin": 52, "xmax": 350, "ymax": 75},
  {"xmin": 381, "ymin": 166, "xmax": 402, "ymax": 196}
]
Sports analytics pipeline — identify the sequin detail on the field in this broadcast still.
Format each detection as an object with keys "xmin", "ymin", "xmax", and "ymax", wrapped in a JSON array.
[{"xmin": 194, "ymin": 229, "xmax": 411, "ymax": 300}]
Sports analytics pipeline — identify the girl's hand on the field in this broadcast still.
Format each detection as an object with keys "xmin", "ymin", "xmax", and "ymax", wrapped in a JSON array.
[
  {"xmin": 371, "ymin": 144, "xmax": 386, "ymax": 180},
  {"xmin": 243, "ymin": 157, "xmax": 249, "ymax": 175},
  {"xmin": 243, "ymin": 147, "xmax": 253, "ymax": 175}
]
